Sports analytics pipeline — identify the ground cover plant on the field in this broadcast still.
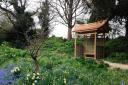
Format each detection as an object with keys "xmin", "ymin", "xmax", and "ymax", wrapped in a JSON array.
[
  {"xmin": 105, "ymin": 37, "xmax": 128, "ymax": 64},
  {"xmin": 0, "ymin": 37, "xmax": 128, "ymax": 85}
]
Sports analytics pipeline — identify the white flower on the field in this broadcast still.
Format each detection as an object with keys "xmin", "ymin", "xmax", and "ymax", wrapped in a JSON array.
[
  {"xmin": 37, "ymin": 72, "xmax": 40, "ymax": 75},
  {"xmin": 11, "ymin": 70, "xmax": 14, "ymax": 73},
  {"xmin": 33, "ymin": 73, "xmax": 36, "ymax": 75},
  {"xmin": 15, "ymin": 67, "xmax": 19, "ymax": 69},
  {"xmin": 36, "ymin": 76, "xmax": 40, "ymax": 79},
  {"xmin": 17, "ymin": 68, "xmax": 20, "ymax": 71},
  {"xmin": 14, "ymin": 69, "xmax": 16, "ymax": 72},
  {"xmin": 64, "ymin": 78, "xmax": 66, "ymax": 84},
  {"xmin": 34, "ymin": 80, "xmax": 37, "ymax": 83},
  {"xmin": 32, "ymin": 76, "xmax": 35, "ymax": 80},
  {"xmin": 27, "ymin": 74, "xmax": 30, "ymax": 77}
]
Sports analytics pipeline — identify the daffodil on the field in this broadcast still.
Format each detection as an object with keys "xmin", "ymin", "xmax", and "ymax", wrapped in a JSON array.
[
  {"xmin": 32, "ymin": 83, "xmax": 35, "ymax": 85},
  {"xmin": 33, "ymin": 73, "xmax": 36, "ymax": 75},
  {"xmin": 32, "ymin": 76, "xmax": 35, "ymax": 80},
  {"xmin": 36, "ymin": 76, "xmax": 40, "ymax": 79},
  {"xmin": 64, "ymin": 78, "xmax": 66, "ymax": 84},
  {"xmin": 37, "ymin": 72, "xmax": 40, "ymax": 75}
]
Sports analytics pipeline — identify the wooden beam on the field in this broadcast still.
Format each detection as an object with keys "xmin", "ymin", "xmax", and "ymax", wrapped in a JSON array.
[
  {"xmin": 94, "ymin": 32, "xmax": 97, "ymax": 59},
  {"xmin": 84, "ymin": 34, "xmax": 87, "ymax": 58},
  {"xmin": 74, "ymin": 33, "xmax": 77, "ymax": 58},
  {"xmin": 103, "ymin": 33, "xmax": 105, "ymax": 57}
]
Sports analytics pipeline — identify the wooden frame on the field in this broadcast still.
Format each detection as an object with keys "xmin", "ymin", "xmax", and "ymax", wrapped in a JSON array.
[
  {"xmin": 73, "ymin": 20, "xmax": 108, "ymax": 59},
  {"xmin": 74, "ymin": 32, "xmax": 106, "ymax": 59}
]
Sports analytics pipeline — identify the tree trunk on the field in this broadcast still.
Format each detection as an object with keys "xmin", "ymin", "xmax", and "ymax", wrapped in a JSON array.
[
  {"xmin": 67, "ymin": 0, "xmax": 73, "ymax": 40},
  {"xmin": 34, "ymin": 59, "xmax": 40, "ymax": 72},
  {"xmin": 67, "ymin": 28, "xmax": 72, "ymax": 40}
]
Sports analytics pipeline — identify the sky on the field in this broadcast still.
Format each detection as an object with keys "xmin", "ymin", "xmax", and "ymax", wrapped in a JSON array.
[
  {"xmin": 27, "ymin": 0, "xmax": 68, "ymax": 38},
  {"xmin": 0, "ymin": 0, "xmax": 88, "ymax": 38},
  {"xmin": 28, "ymin": 0, "xmax": 125, "ymax": 39},
  {"xmin": 2, "ymin": 0, "xmax": 124, "ymax": 38},
  {"xmin": 27, "ymin": 0, "xmax": 89, "ymax": 38}
]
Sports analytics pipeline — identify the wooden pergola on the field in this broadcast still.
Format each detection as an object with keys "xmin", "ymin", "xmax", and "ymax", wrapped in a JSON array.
[{"xmin": 72, "ymin": 20, "xmax": 109, "ymax": 59}]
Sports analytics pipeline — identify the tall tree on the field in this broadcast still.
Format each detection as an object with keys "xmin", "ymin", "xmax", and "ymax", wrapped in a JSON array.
[
  {"xmin": 52, "ymin": 0, "xmax": 86, "ymax": 40},
  {"xmin": 113, "ymin": 0, "xmax": 128, "ymax": 38},
  {"xmin": 0, "ymin": 0, "xmax": 36, "ymax": 47},
  {"xmin": 83, "ymin": 0, "xmax": 128, "ymax": 38},
  {"xmin": 87, "ymin": 0, "xmax": 116, "ymax": 22},
  {"xmin": 38, "ymin": 0, "xmax": 55, "ymax": 38}
]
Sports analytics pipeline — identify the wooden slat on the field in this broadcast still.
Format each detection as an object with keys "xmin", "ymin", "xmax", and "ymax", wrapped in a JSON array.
[{"xmin": 84, "ymin": 53, "xmax": 95, "ymax": 55}]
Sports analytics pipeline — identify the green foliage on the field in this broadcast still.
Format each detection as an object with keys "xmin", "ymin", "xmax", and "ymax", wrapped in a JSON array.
[
  {"xmin": 76, "ymin": 38, "xmax": 84, "ymax": 46},
  {"xmin": 76, "ymin": 20, "xmax": 85, "ymax": 24},
  {"xmin": 105, "ymin": 37, "xmax": 128, "ymax": 63},
  {"xmin": 0, "ymin": 43, "xmax": 28, "ymax": 65},
  {"xmin": 1, "ymin": 37, "xmax": 128, "ymax": 84},
  {"xmin": 76, "ymin": 19, "xmax": 89, "ymax": 24},
  {"xmin": 105, "ymin": 37, "xmax": 128, "ymax": 53},
  {"xmin": 0, "ymin": 19, "xmax": 13, "ymax": 31},
  {"xmin": 0, "ymin": 0, "xmax": 35, "ymax": 47},
  {"xmin": 37, "ymin": 37, "xmax": 128, "ymax": 84},
  {"xmin": 89, "ymin": 0, "xmax": 115, "ymax": 22},
  {"xmin": 42, "ymin": 37, "xmax": 74, "ymax": 54},
  {"xmin": 106, "ymin": 52, "xmax": 128, "ymax": 64},
  {"xmin": 37, "ymin": 55, "xmax": 128, "ymax": 85},
  {"xmin": 38, "ymin": 0, "xmax": 53, "ymax": 38}
]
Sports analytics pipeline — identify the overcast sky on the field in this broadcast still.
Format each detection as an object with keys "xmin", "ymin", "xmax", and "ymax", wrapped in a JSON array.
[
  {"xmin": 0, "ymin": 0, "xmax": 90, "ymax": 38},
  {"xmin": 27, "ymin": 0, "xmax": 68, "ymax": 38}
]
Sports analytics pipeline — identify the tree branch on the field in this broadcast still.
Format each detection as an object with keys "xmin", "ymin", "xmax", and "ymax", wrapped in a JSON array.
[{"xmin": 0, "ymin": 5, "xmax": 16, "ymax": 17}]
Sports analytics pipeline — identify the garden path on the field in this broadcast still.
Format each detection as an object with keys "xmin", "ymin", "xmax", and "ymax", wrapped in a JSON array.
[{"xmin": 104, "ymin": 60, "xmax": 128, "ymax": 70}]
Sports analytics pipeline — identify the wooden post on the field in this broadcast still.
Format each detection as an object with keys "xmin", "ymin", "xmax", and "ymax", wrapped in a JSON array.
[
  {"xmin": 74, "ymin": 33, "xmax": 77, "ymax": 57},
  {"xmin": 94, "ymin": 32, "xmax": 97, "ymax": 59},
  {"xmin": 103, "ymin": 33, "xmax": 105, "ymax": 57},
  {"xmin": 84, "ymin": 34, "xmax": 87, "ymax": 58}
]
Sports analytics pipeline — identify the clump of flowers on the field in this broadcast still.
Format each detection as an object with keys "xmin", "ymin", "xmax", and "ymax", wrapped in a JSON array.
[
  {"xmin": 26, "ymin": 72, "xmax": 43, "ymax": 84},
  {"xmin": 11, "ymin": 66, "xmax": 21, "ymax": 76},
  {"xmin": 63, "ymin": 78, "xmax": 66, "ymax": 84}
]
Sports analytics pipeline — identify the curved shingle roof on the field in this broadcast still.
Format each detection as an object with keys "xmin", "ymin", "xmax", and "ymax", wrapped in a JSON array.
[{"xmin": 72, "ymin": 20, "xmax": 108, "ymax": 33}]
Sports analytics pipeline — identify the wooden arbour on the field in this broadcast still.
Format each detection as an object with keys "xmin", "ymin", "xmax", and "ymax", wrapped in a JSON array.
[{"xmin": 73, "ymin": 20, "xmax": 109, "ymax": 59}]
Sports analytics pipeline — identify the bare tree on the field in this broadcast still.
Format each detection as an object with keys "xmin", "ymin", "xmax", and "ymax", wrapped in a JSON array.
[
  {"xmin": 52, "ymin": 0, "xmax": 87, "ymax": 40},
  {"xmin": 26, "ymin": 30, "xmax": 45, "ymax": 72}
]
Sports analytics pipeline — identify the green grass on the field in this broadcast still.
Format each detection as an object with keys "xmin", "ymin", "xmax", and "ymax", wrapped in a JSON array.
[{"xmin": 1, "ymin": 37, "xmax": 128, "ymax": 85}]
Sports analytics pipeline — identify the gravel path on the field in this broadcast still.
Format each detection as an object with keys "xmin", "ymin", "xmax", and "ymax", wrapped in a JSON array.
[{"xmin": 104, "ymin": 60, "xmax": 128, "ymax": 70}]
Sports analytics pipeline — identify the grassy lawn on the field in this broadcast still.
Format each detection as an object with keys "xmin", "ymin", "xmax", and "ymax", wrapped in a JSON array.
[{"xmin": 0, "ymin": 37, "xmax": 128, "ymax": 85}]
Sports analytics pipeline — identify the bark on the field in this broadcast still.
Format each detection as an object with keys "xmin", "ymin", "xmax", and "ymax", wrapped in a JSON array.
[
  {"xmin": 67, "ymin": 0, "xmax": 73, "ymax": 40},
  {"xmin": 67, "ymin": 28, "xmax": 72, "ymax": 40},
  {"xmin": 34, "ymin": 58, "xmax": 40, "ymax": 72}
]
